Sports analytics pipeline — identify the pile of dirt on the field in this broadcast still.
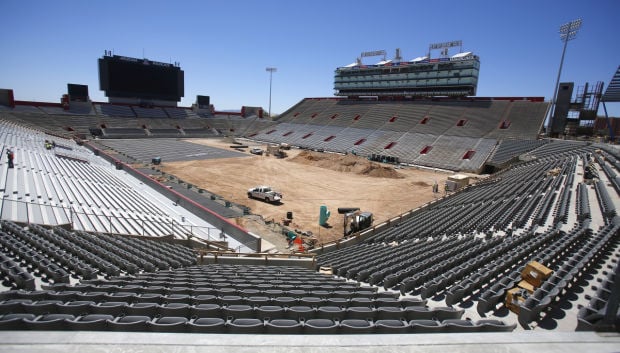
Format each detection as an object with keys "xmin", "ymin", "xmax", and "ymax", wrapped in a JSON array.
[{"xmin": 289, "ymin": 151, "xmax": 404, "ymax": 179}]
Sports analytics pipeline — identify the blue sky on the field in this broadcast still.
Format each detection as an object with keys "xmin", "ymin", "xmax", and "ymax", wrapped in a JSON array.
[{"xmin": 1, "ymin": 0, "xmax": 618, "ymax": 116}]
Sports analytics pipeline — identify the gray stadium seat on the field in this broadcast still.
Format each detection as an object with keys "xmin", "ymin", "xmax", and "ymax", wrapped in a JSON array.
[
  {"xmin": 374, "ymin": 319, "xmax": 409, "ymax": 334},
  {"xmin": 339, "ymin": 319, "xmax": 374, "ymax": 334},
  {"xmin": 66, "ymin": 314, "xmax": 114, "ymax": 331},
  {"xmin": 228, "ymin": 318, "xmax": 264, "ymax": 334},
  {"xmin": 188, "ymin": 317, "xmax": 226, "ymax": 333},
  {"xmin": 0, "ymin": 313, "xmax": 37, "ymax": 330},
  {"xmin": 108, "ymin": 315, "xmax": 151, "ymax": 332},
  {"xmin": 24, "ymin": 313, "xmax": 75, "ymax": 330},
  {"xmin": 409, "ymin": 319, "xmax": 445, "ymax": 333},
  {"xmin": 265, "ymin": 319, "xmax": 303, "ymax": 334},
  {"xmin": 148, "ymin": 316, "xmax": 188, "ymax": 333},
  {"xmin": 303, "ymin": 318, "xmax": 338, "ymax": 334}
]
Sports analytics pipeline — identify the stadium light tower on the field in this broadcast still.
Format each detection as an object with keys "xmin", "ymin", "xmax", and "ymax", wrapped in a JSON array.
[
  {"xmin": 549, "ymin": 19, "xmax": 582, "ymax": 133},
  {"xmin": 266, "ymin": 67, "xmax": 277, "ymax": 118}
]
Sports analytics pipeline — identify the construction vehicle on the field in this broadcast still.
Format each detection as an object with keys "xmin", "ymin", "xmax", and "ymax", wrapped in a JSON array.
[
  {"xmin": 338, "ymin": 207, "xmax": 373, "ymax": 236},
  {"xmin": 266, "ymin": 144, "xmax": 288, "ymax": 158},
  {"xmin": 247, "ymin": 186, "xmax": 282, "ymax": 203}
]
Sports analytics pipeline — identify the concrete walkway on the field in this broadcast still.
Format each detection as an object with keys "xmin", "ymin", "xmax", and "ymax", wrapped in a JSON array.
[{"xmin": 1, "ymin": 331, "xmax": 618, "ymax": 353}]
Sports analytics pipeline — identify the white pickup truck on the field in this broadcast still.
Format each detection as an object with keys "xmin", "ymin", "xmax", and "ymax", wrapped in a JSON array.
[{"xmin": 247, "ymin": 186, "xmax": 282, "ymax": 203}]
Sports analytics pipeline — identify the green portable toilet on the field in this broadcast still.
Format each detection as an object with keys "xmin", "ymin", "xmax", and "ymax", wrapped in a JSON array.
[
  {"xmin": 319, "ymin": 205, "xmax": 331, "ymax": 226},
  {"xmin": 286, "ymin": 231, "xmax": 297, "ymax": 241}
]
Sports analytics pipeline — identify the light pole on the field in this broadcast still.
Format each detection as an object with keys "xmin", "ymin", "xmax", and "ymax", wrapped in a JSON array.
[
  {"xmin": 549, "ymin": 18, "xmax": 582, "ymax": 135},
  {"xmin": 266, "ymin": 67, "xmax": 277, "ymax": 118}
]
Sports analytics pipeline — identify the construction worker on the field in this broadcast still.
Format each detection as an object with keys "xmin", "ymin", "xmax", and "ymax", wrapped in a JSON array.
[
  {"xmin": 6, "ymin": 149, "xmax": 14, "ymax": 168},
  {"xmin": 432, "ymin": 181, "xmax": 438, "ymax": 194},
  {"xmin": 444, "ymin": 182, "xmax": 449, "ymax": 195}
]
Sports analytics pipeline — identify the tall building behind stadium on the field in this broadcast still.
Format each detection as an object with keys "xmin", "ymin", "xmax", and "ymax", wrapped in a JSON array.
[
  {"xmin": 334, "ymin": 42, "xmax": 479, "ymax": 98},
  {"xmin": 0, "ymin": 40, "xmax": 618, "ymax": 352}
]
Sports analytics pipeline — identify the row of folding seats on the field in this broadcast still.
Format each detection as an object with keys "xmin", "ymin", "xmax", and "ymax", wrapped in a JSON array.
[
  {"xmin": 0, "ymin": 230, "xmax": 69, "ymax": 283},
  {"xmin": 80, "ymin": 278, "xmax": 363, "ymax": 294},
  {"xmin": 398, "ymin": 237, "xmax": 500, "ymax": 295},
  {"xmin": 96, "ymin": 233, "xmax": 174, "ymax": 269},
  {"xmin": 128, "ymin": 272, "xmax": 350, "ymax": 285},
  {"xmin": 94, "ymin": 233, "xmax": 173, "ymax": 270},
  {"xmin": 476, "ymin": 226, "xmax": 585, "ymax": 315},
  {"xmin": 0, "ymin": 313, "xmax": 516, "ymax": 334},
  {"xmin": 68, "ymin": 268, "xmax": 378, "ymax": 299},
  {"xmin": 1, "ymin": 224, "xmax": 98, "ymax": 279},
  {"xmin": 27, "ymin": 224, "xmax": 119, "ymax": 277},
  {"xmin": 532, "ymin": 188, "xmax": 558, "ymax": 226},
  {"xmin": 488, "ymin": 139, "xmax": 548, "ymax": 165},
  {"xmin": 0, "ymin": 253, "xmax": 35, "ymax": 290},
  {"xmin": 392, "ymin": 236, "xmax": 481, "ymax": 293},
  {"xmin": 594, "ymin": 180, "xmax": 616, "ymax": 218},
  {"xmin": 353, "ymin": 238, "xmax": 458, "ymax": 284},
  {"xmin": 162, "ymin": 264, "xmax": 321, "ymax": 274},
  {"xmin": 596, "ymin": 151, "xmax": 620, "ymax": 195},
  {"xmin": 596, "ymin": 153, "xmax": 620, "ymax": 195},
  {"xmin": 577, "ymin": 251, "xmax": 620, "ymax": 331},
  {"xmin": 321, "ymin": 243, "xmax": 405, "ymax": 276},
  {"xmin": 576, "ymin": 183, "xmax": 591, "ymax": 221},
  {"xmin": 370, "ymin": 156, "xmax": 564, "ymax": 244},
  {"xmin": 5, "ymin": 222, "xmax": 197, "ymax": 273},
  {"xmin": 416, "ymin": 234, "xmax": 531, "ymax": 300},
  {"xmin": 83, "ymin": 272, "xmax": 362, "ymax": 286},
  {"xmin": 0, "ymin": 290, "xmax": 415, "ymax": 310},
  {"xmin": 0, "ymin": 299, "xmax": 454, "ymax": 322},
  {"xmin": 120, "ymin": 272, "xmax": 360, "ymax": 290},
  {"xmin": 341, "ymin": 241, "xmax": 432, "ymax": 276},
  {"xmin": 348, "ymin": 237, "xmax": 473, "ymax": 285},
  {"xmin": 445, "ymin": 230, "xmax": 558, "ymax": 306},
  {"xmin": 511, "ymin": 192, "xmax": 543, "ymax": 229},
  {"xmin": 9, "ymin": 222, "xmax": 130, "ymax": 279},
  {"xmin": 530, "ymin": 141, "xmax": 592, "ymax": 159},
  {"xmin": 68, "ymin": 228, "xmax": 195, "ymax": 272},
  {"xmin": 51, "ymin": 228, "xmax": 130, "ymax": 275},
  {"xmin": 518, "ymin": 221, "xmax": 620, "ymax": 326},
  {"xmin": 553, "ymin": 185, "xmax": 572, "ymax": 224},
  {"xmin": 125, "ymin": 236, "xmax": 196, "ymax": 266},
  {"xmin": 600, "ymin": 148, "xmax": 620, "ymax": 171}
]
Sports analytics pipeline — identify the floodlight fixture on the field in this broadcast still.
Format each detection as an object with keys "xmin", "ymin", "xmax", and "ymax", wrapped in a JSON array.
[
  {"xmin": 548, "ymin": 19, "xmax": 583, "ymax": 133},
  {"xmin": 559, "ymin": 18, "xmax": 582, "ymax": 41},
  {"xmin": 266, "ymin": 67, "xmax": 277, "ymax": 118}
]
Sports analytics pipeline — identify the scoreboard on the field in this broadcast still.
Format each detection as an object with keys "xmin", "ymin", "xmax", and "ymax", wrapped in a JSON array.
[
  {"xmin": 98, "ymin": 55, "xmax": 184, "ymax": 102},
  {"xmin": 67, "ymin": 83, "xmax": 89, "ymax": 101}
]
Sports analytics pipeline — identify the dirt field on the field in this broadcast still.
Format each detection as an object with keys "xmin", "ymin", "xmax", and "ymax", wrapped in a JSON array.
[{"xmin": 159, "ymin": 138, "xmax": 453, "ymax": 251}]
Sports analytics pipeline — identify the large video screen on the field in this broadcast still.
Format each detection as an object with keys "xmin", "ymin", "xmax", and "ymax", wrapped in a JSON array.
[
  {"xmin": 67, "ymin": 84, "xmax": 89, "ymax": 101},
  {"xmin": 99, "ymin": 56, "xmax": 184, "ymax": 101},
  {"xmin": 196, "ymin": 95, "xmax": 210, "ymax": 109}
]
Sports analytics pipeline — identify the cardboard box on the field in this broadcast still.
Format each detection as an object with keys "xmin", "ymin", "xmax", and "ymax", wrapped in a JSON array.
[
  {"xmin": 506, "ymin": 287, "xmax": 528, "ymax": 314},
  {"xmin": 517, "ymin": 280, "xmax": 536, "ymax": 293},
  {"xmin": 521, "ymin": 261, "xmax": 553, "ymax": 288}
]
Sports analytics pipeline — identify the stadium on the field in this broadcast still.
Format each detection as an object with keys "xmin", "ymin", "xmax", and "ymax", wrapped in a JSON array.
[{"xmin": 0, "ymin": 37, "xmax": 619, "ymax": 352}]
